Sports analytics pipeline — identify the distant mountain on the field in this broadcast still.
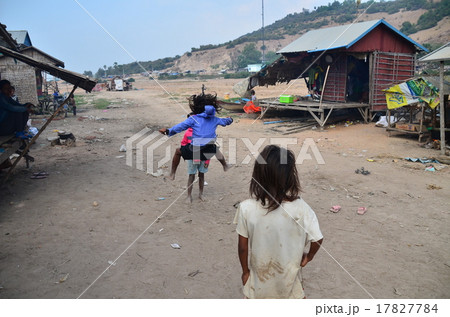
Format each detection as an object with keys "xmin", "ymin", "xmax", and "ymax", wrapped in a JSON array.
[{"xmin": 93, "ymin": 0, "xmax": 449, "ymax": 77}]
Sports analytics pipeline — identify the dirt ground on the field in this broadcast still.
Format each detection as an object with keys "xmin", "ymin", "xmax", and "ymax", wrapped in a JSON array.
[{"xmin": 0, "ymin": 77, "xmax": 449, "ymax": 299}]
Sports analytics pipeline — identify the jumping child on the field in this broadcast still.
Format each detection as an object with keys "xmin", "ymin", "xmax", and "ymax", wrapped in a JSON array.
[
  {"xmin": 169, "ymin": 113, "xmax": 229, "ymax": 180},
  {"xmin": 159, "ymin": 94, "xmax": 233, "ymax": 201},
  {"xmin": 234, "ymin": 144, "xmax": 324, "ymax": 298}
]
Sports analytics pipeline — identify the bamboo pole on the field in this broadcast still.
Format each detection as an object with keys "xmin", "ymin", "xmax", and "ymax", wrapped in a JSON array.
[
  {"xmin": 2, "ymin": 85, "xmax": 78, "ymax": 184},
  {"xmin": 320, "ymin": 65, "xmax": 331, "ymax": 108},
  {"xmin": 439, "ymin": 61, "xmax": 445, "ymax": 155},
  {"xmin": 319, "ymin": 65, "xmax": 331, "ymax": 127}
]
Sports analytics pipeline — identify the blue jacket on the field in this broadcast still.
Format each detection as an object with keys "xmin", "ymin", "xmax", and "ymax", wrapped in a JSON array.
[
  {"xmin": 168, "ymin": 105, "xmax": 233, "ymax": 146},
  {"xmin": 0, "ymin": 92, "xmax": 27, "ymax": 123}
]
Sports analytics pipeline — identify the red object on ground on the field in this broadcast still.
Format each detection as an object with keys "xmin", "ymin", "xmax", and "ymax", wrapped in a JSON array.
[{"xmin": 243, "ymin": 101, "xmax": 261, "ymax": 114}]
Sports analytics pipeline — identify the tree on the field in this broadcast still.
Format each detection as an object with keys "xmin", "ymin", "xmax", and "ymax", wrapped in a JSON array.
[
  {"xmin": 400, "ymin": 21, "xmax": 417, "ymax": 35},
  {"xmin": 236, "ymin": 43, "xmax": 262, "ymax": 68},
  {"xmin": 83, "ymin": 70, "xmax": 93, "ymax": 77},
  {"xmin": 264, "ymin": 51, "xmax": 279, "ymax": 64},
  {"xmin": 95, "ymin": 68, "xmax": 104, "ymax": 79}
]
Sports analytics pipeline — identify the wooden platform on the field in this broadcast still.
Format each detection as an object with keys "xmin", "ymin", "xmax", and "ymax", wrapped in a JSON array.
[{"xmin": 258, "ymin": 99, "xmax": 369, "ymax": 126}]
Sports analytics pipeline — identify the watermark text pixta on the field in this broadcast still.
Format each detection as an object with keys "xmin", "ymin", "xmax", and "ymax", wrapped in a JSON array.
[{"xmin": 126, "ymin": 128, "xmax": 325, "ymax": 175}]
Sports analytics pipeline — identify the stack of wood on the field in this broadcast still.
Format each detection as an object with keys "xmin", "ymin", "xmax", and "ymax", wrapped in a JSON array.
[{"xmin": 263, "ymin": 118, "xmax": 317, "ymax": 135}]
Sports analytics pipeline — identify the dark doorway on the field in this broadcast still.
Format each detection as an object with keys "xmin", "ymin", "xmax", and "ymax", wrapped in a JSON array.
[{"xmin": 346, "ymin": 55, "xmax": 369, "ymax": 103}]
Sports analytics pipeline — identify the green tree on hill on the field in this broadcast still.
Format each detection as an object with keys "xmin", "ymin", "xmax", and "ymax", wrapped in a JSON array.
[
  {"xmin": 83, "ymin": 70, "xmax": 93, "ymax": 78},
  {"xmin": 236, "ymin": 43, "xmax": 262, "ymax": 68}
]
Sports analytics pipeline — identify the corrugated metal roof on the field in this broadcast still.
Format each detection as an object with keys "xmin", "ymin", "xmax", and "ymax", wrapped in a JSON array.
[
  {"xmin": 0, "ymin": 23, "xmax": 18, "ymax": 50},
  {"xmin": 419, "ymin": 42, "xmax": 450, "ymax": 62},
  {"xmin": 9, "ymin": 30, "xmax": 31, "ymax": 46},
  {"xmin": 278, "ymin": 19, "xmax": 427, "ymax": 54}
]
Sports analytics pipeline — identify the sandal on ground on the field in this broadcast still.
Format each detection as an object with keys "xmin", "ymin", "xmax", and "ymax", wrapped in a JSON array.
[
  {"xmin": 330, "ymin": 205, "xmax": 341, "ymax": 213},
  {"xmin": 357, "ymin": 207, "xmax": 367, "ymax": 215}
]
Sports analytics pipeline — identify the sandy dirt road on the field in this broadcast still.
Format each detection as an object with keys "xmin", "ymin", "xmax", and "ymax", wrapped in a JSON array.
[{"xmin": 0, "ymin": 77, "xmax": 449, "ymax": 298}]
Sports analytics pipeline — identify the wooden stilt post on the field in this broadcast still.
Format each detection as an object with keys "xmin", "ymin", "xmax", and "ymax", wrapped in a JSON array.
[
  {"xmin": 2, "ymin": 85, "xmax": 78, "ymax": 184},
  {"xmin": 319, "ymin": 65, "xmax": 331, "ymax": 129},
  {"xmin": 439, "ymin": 61, "xmax": 446, "ymax": 155}
]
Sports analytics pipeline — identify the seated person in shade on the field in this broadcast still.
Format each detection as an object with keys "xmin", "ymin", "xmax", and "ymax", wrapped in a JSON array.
[{"xmin": 0, "ymin": 80, "xmax": 34, "ymax": 138}]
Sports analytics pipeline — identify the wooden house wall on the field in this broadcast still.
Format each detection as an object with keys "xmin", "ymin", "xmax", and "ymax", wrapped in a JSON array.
[
  {"xmin": 348, "ymin": 24, "xmax": 416, "ymax": 54},
  {"xmin": 322, "ymin": 54, "xmax": 347, "ymax": 102},
  {"xmin": 370, "ymin": 51, "xmax": 415, "ymax": 111}
]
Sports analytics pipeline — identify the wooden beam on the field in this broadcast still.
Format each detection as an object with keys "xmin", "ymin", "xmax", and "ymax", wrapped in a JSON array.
[
  {"xmin": 307, "ymin": 106, "xmax": 323, "ymax": 126},
  {"xmin": 322, "ymin": 105, "xmax": 335, "ymax": 126}
]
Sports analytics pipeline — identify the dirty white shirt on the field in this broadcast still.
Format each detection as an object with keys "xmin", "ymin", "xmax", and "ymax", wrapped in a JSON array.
[{"xmin": 234, "ymin": 198, "xmax": 323, "ymax": 299}]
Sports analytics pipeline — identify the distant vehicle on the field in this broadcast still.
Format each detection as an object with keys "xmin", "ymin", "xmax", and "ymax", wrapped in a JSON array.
[
  {"xmin": 108, "ymin": 76, "xmax": 132, "ymax": 91},
  {"xmin": 114, "ymin": 79, "xmax": 124, "ymax": 91}
]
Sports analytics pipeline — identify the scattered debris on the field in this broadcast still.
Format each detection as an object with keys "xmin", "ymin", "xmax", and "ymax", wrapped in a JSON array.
[
  {"xmin": 357, "ymin": 207, "xmax": 367, "ymax": 215},
  {"xmin": 119, "ymin": 144, "xmax": 126, "ymax": 152},
  {"xmin": 155, "ymin": 197, "xmax": 166, "ymax": 201},
  {"xmin": 355, "ymin": 167, "xmax": 370, "ymax": 175},
  {"xmin": 405, "ymin": 157, "xmax": 440, "ymax": 164},
  {"xmin": 56, "ymin": 273, "xmax": 69, "ymax": 284},
  {"xmin": 149, "ymin": 169, "xmax": 164, "ymax": 177},
  {"xmin": 170, "ymin": 243, "xmax": 181, "ymax": 249},
  {"xmin": 30, "ymin": 171, "xmax": 48, "ymax": 179},
  {"xmin": 425, "ymin": 166, "xmax": 436, "ymax": 172},
  {"xmin": 426, "ymin": 184, "xmax": 442, "ymax": 190},
  {"xmin": 188, "ymin": 270, "xmax": 201, "ymax": 277},
  {"xmin": 393, "ymin": 287, "xmax": 402, "ymax": 296},
  {"xmin": 108, "ymin": 261, "xmax": 117, "ymax": 266},
  {"xmin": 92, "ymin": 201, "xmax": 99, "ymax": 207},
  {"xmin": 330, "ymin": 205, "xmax": 341, "ymax": 213}
]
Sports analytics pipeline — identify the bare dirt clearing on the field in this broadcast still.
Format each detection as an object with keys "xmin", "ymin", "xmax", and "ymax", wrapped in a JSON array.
[{"xmin": 0, "ymin": 77, "xmax": 449, "ymax": 298}]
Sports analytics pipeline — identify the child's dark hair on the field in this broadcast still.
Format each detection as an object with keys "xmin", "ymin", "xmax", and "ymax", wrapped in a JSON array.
[
  {"xmin": 188, "ymin": 93, "xmax": 221, "ymax": 114},
  {"xmin": 0, "ymin": 79, "xmax": 11, "ymax": 89},
  {"xmin": 250, "ymin": 145, "xmax": 301, "ymax": 212}
]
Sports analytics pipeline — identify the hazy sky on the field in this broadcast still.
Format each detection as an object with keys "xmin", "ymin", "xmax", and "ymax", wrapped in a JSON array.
[{"xmin": 1, "ymin": 0, "xmax": 355, "ymax": 73}]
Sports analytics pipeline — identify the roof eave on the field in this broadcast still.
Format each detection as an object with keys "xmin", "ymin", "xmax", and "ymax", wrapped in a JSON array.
[
  {"xmin": 307, "ymin": 45, "xmax": 347, "ymax": 53},
  {"xmin": 0, "ymin": 45, "xmax": 96, "ymax": 92},
  {"xmin": 418, "ymin": 42, "xmax": 450, "ymax": 62},
  {"xmin": 19, "ymin": 46, "xmax": 65, "ymax": 68}
]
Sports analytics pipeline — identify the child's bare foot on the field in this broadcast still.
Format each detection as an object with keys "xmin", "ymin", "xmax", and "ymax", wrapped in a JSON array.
[
  {"xmin": 186, "ymin": 195, "xmax": 193, "ymax": 203},
  {"xmin": 169, "ymin": 173, "xmax": 175, "ymax": 180},
  {"xmin": 198, "ymin": 194, "xmax": 206, "ymax": 202}
]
